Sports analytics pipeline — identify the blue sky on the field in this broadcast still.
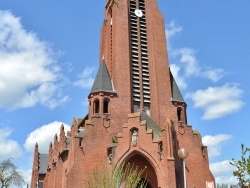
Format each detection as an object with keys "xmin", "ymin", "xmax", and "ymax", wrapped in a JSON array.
[{"xmin": 0, "ymin": 0, "xmax": 249, "ymax": 186}]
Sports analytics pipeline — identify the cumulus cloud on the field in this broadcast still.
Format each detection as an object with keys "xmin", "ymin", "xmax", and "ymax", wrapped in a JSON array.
[
  {"xmin": 166, "ymin": 20, "xmax": 226, "ymax": 88},
  {"xmin": 0, "ymin": 10, "xmax": 69, "ymax": 110},
  {"xmin": 0, "ymin": 128, "xmax": 22, "ymax": 159},
  {"xmin": 170, "ymin": 47, "xmax": 200, "ymax": 77},
  {"xmin": 24, "ymin": 121, "xmax": 70, "ymax": 153},
  {"xmin": 73, "ymin": 67, "xmax": 96, "ymax": 89},
  {"xmin": 170, "ymin": 47, "xmax": 226, "ymax": 83},
  {"xmin": 166, "ymin": 21, "xmax": 243, "ymax": 120},
  {"xmin": 203, "ymin": 135, "xmax": 237, "ymax": 184},
  {"xmin": 210, "ymin": 160, "xmax": 237, "ymax": 185},
  {"xmin": 186, "ymin": 83, "xmax": 244, "ymax": 120},
  {"xmin": 202, "ymin": 134, "xmax": 233, "ymax": 158}
]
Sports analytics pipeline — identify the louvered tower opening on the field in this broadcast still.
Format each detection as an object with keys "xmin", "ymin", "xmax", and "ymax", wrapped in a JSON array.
[{"xmin": 129, "ymin": 0, "xmax": 150, "ymax": 115}]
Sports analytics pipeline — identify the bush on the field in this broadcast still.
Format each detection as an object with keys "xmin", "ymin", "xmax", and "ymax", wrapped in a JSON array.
[{"xmin": 85, "ymin": 162, "xmax": 147, "ymax": 188}]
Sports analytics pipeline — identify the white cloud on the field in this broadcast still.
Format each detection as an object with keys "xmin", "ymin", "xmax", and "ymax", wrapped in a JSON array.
[
  {"xmin": 210, "ymin": 160, "xmax": 237, "ymax": 185},
  {"xmin": 167, "ymin": 22, "xmax": 242, "ymax": 122},
  {"xmin": 21, "ymin": 168, "xmax": 32, "ymax": 186},
  {"xmin": 203, "ymin": 68, "xmax": 226, "ymax": 83},
  {"xmin": 166, "ymin": 20, "xmax": 226, "ymax": 86},
  {"xmin": 166, "ymin": 20, "xmax": 183, "ymax": 40},
  {"xmin": 24, "ymin": 121, "xmax": 70, "ymax": 153},
  {"xmin": 170, "ymin": 64, "xmax": 187, "ymax": 89},
  {"xmin": 203, "ymin": 135, "xmax": 237, "ymax": 185},
  {"xmin": 170, "ymin": 47, "xmax": 226, "ymax": 83},
  {"xmin": 202, "ymin": 134, "xmax": 233, "ymax": 158},
  {"xmin": 171, "ymin": 47, "xmax": 200, "ymax": 77},
  {"xmin": 0, "ymin": 10, "xmax": 69, "ymax": 110},
  {"xmin": 186, "ymin": 83, "xmax": 244, "ymax": 120},
  {"xmin": 15, "ymin": 82, "xmax": 70, "ymax": 109},
  {"xmin": 73, "ymin": 67, "xmax": 96, "ymax": 89},
  {"xmin": 0, "ymin": 128, "xmax": 22, "ymax": 159}
]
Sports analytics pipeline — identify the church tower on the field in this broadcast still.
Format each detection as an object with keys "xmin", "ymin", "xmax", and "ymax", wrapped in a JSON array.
[
  {"xmin": 99, "ymin": 0, "xmax": 184, "ymax": 127},
  {"xmin": 31, "ymin": 0, "xmax": 215, "ymax": 188}
]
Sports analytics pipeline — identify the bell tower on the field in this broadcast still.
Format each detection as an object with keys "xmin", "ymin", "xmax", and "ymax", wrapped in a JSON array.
[
  {"xmin": 129, "ymin": 0, "xmax": 151, "ymax": 114},
  {"xmin": 99, "ymin": 0, "xmax": 185, "ymax": 127}
]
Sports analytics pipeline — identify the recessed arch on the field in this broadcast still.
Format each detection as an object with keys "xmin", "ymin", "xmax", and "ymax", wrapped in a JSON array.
[
  {"xmin": 121, "ymin": 152, "xmax": 158, "ymax": 188},
  {"xmin": 177, "ymin": 107, "xmax": 182, "ymax": 121},
  {"xmin": 103, "ymin": 98, "xmax": 110, "ymax": 114},
  {"xmin": 130, "ymin": 127, "xmax": 139, "ymax": 143},
  {"xmin": 93, "ymin": 99, "xmax": 100, "ymax": 114}
]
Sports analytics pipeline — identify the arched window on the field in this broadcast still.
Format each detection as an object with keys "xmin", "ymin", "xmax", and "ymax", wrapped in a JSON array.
[
  {"xmin": 177, "ymin": 107, "xmax": 182, "ymax": 121},
  {"xmin": 94, "ymin": 99, "xmax": 100, "ymax": 114},
  {"xmin": 103, "ymin": 99, "xmax": 109, "ymax": 113}
]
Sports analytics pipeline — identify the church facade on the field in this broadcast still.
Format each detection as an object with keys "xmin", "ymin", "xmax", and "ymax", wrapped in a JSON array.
[{"xmin": 31, "ymin": 0, "xmax": 215, "ymax": 187}]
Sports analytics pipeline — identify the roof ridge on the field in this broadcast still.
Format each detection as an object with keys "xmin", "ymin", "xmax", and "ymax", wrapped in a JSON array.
[{"xmin": 140, "ymin": 111, "xmax": 162, "ymax": 138}]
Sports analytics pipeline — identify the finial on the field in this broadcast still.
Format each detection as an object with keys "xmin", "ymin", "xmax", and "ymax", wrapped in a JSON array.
[
  {"xmin": 102, "ymin": 55, "xmax": 105, "ymax": 60},
  {"xmin": 54, "ymin": 133, "xmax": 58, "ymax": 141},
  {"xmin": 35, "ymin": 142, "xmax": 38, "ymax": 151},
  {"xmin": 60, "ymin": 124, "xmax": 64, "ymax": 132}
]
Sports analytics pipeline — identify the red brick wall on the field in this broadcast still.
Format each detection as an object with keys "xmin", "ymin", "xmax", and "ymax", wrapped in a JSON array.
[
  {"xmin": 30, "ymin": 144, "xmax": 39, "ymax": 188},
  {"xmin": 31, "ymin": 0, "xmax": 215, "ymax": 187}
]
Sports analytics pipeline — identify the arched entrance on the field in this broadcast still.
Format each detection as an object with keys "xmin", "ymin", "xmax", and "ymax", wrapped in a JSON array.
[{"xmin": 123, "ymin": 153, "xmax": 158, "ymax": 188}]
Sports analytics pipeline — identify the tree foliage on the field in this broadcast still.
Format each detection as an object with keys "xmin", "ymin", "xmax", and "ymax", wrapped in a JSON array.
[
  {"xmin": 85, "ymin": 162, "xmax": 148, "ymax": 188},
  {"xmin": 0, "ymin": 159, "xmax": 24, "ymax": 188},
  {"xmin": 230, "ymin": 144, "xmax": 250, "ymax": 187},
  {"xmin": 217, "ymin": 183, "xmax": 228, "ymax": 188}
]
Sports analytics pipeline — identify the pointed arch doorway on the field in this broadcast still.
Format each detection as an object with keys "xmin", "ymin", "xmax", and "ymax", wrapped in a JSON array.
[{"xmin": 123, "ymin": 153, "xmax": 158, "ymax": 188}]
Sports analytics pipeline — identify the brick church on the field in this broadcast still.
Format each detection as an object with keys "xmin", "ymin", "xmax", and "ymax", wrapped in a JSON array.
[{"xmin": 31, "ymin": 0, "xmax": 215, "ymax": 187}]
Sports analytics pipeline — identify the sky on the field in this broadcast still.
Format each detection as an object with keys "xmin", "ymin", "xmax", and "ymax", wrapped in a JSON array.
[{"xmin": 0, "ymin": 0, "xmax": 249, "ymax": 186}]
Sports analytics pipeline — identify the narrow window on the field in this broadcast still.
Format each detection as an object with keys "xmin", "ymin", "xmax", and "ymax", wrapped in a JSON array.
[
  {"xmin": 79, "ymin": 138, "xmax": 83, "ymax": 147},
  {"xmin": 177, "ymin": 107, "xmax": 182, "ymax": 121},
  {"xmin": 94, "ymin": 100, "xmax": 100, "ymax": 114},
  {"xmin": 103, "ymin": 99, "xmax": 109, "ymax": 113}
]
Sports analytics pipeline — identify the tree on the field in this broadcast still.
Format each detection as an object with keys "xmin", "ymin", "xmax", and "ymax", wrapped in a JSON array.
[
  {"xmin": 0, "ymin": 159, "xmax": 24, "ymax": 188},
  {"xmin": 217, "ymin": 183, "xmax": 228, "ymax": 188},
  {"xmin": 85, "ymin": 163, "xmax": 148, "ymax": 188},
  {"xmin": 230, "ymin": 144, "xmax": 250, "ymax": 188}
]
